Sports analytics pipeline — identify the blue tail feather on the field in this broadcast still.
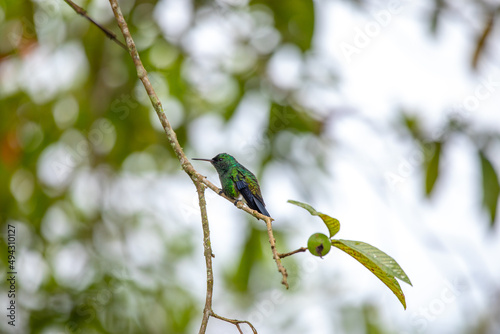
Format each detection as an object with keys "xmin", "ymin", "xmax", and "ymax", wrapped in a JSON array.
[{"xmin": 254, "ymin": 198, "xmax": 270, "ymax": 217}]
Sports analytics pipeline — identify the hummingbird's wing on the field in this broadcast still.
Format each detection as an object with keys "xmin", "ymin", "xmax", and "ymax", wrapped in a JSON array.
[{"xmin": 233, "ymin": 169, "xmax": 270, "ymax": 217}]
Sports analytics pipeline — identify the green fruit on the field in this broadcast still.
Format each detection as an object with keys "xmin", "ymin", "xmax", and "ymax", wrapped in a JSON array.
[{"xmin": 307, "ymin": 233, "xmax": 331, "ymax": 258}]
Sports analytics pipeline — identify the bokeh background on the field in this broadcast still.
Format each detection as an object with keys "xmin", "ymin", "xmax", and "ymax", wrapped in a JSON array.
[{"xmin": 1, "ymin": 0, "xmax": 500, "ymax": 333}]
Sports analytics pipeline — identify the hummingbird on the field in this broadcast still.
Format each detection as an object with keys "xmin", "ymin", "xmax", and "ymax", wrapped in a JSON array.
[{"xmin": 193, "ymin": 153, "xmax": 271, "ymax": 217}]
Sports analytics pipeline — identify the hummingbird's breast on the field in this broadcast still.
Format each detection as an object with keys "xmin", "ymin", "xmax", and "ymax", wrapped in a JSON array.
[{"xmin": 219, "ymin": 168, "xmax": 240, "ymax": 199}]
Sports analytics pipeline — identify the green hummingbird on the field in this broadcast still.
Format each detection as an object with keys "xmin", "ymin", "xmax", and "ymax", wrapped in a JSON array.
[{"xmin": 193, "ymin": 153, "xmax": 271, "ymax": 217}]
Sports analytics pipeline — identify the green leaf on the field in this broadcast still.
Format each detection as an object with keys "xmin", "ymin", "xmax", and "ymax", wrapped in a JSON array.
[
  {"xmin": 250, "ymin": 0, "xmax": 315, "ymax": 51},
  {"xmin": 287, "ymin": 199, "xmax": 317, "ymax": 215},
  {"xmin": 429, "ymin": 0, "xmax": 445, "ymax": 35},
  {"xmin": 228, "ymin": 226, "xmax": 263, "ymax": 292},
  {"xmin": 479, "ymin": 151, "xmax": 500, "ymax": 227},
  {"xmin": 400, "ymin": 112, "xmax": 423, "ymax": 140},
  {"xmin": 288, "ymin": 200, "xmax": 340, "ymax": 237},
  {"xmin": 331, "ymin": 239, "xmax": 412, "ymax": 309},
  {"xmin": 425, "ymin": 141, "xmax": 441, "ymax": 197},
  {"xmin": 268, "ymin": 104, "xmax": 324, "ymax": 137},
  {"xmin": 472, "ymin": 13, "xmax": 494, "ymax": 70}
]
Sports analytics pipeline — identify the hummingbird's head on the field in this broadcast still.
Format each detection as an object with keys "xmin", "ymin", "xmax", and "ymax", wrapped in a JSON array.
[
  {"xmin": 210, "ymin": 153, "xmax": 236, "ymax": 171},
  {"xmin": 193, "ymin": 153, "xmax": 237, "ymax": 173}
]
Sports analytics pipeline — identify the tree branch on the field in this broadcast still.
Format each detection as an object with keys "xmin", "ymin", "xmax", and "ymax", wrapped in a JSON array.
[
  {"xmin": 104, "ymin": 0, "xmax": 288, "ymax": 327},
  {"xmin": 196, "ymin": 182, "xmax": 213, "ymax": 333},
  {"xmin": 264, "ymin": 218, "xmax": 289, "ymax": 288}
]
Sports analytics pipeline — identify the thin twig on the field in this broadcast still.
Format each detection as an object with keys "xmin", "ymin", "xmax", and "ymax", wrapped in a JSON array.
[
  {"xmin": 63, "ymin": 0, "xmax": 127, "ymax": 50},
  {"xmin": 278, "ymin": 247, "xmax": 307, "ymax": 259},
  {"xmin": 264, "ymin": 218, "xmax": 289, "ymax": 289},
  {"xmin": 196, "ymin": 183, "xmax": 213, "ymax": 333},
  {"xmin": 211, "ymin": 313, "xmax": 258, "ymax": 334}
]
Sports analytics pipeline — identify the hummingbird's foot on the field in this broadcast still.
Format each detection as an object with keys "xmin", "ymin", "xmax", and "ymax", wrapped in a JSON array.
[
  {"xmin": 233, "ymin": 199, "xmax": 242, "ymax": 207},
  {"xmin": 218, "ymin": 190, "xmax": 224, "ymax": 196}
]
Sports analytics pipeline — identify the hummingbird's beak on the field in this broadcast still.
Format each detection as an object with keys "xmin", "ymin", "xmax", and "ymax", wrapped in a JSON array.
[{"xmin": 192, "ymin": 158, "xmax": 212, "ymax": 162}]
